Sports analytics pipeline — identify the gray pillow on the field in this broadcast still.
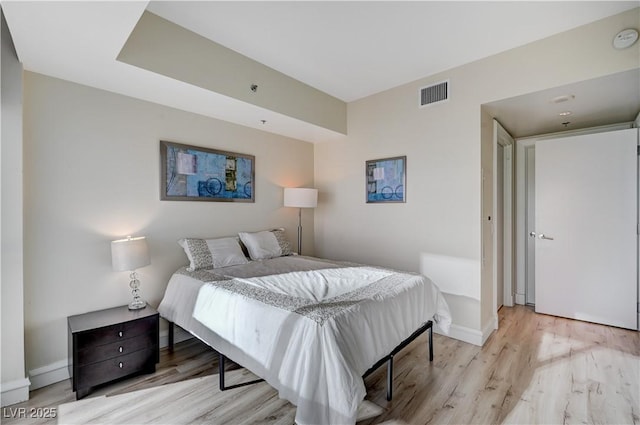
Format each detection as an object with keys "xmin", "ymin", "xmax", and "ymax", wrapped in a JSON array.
[
  {"xmin": 178, "ymin": 237, "xmax": 249, "ymax": 271},
  {"xmin": 238, "ymin": 228, "xmax": 292, "ymax": 260}
]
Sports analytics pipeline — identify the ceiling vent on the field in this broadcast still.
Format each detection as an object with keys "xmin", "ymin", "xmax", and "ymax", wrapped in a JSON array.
[{"xmin": 419, "ymin": 80, "xmax": 449, "ymax": 107}]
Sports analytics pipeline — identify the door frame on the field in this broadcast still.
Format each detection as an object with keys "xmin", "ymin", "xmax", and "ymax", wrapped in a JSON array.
[
  {"xmin": 515, "ymin": 138, "xmax": 535, "ymax": 305},
  {"xmin": 493, "ymin": 120, "xmax": 514, "ymax": 311},
  {"xmin": 514, "ymin": 123, "xmax": 634, "ymax": 305}
]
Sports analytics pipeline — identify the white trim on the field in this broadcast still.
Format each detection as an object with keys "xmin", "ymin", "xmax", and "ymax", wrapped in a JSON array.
[
  {"xmin": 492, "ymin": 123, "xmax": 498, "ymax": 317},
  {"xmin": 435, "ymin": 324, "xmax": 482, "ymax": 346},
  {"xmin": 483, "ymin": 315, "xmax": 498, "ymax": 345},
  {"xmin": 24, "ymin": 316, "xmax": 500, "ymax": 395},
  {"xmin": 502, "ymin": 146, "xmax": 514, "ymax": 307},
  {"xmin": 435, "ymin": 319, "xmax": 495, "ymax": 347},
  {"xmin": 517, "ymin": 122, "xmax": 633, "ymax": 142},
  {"xmin": 515, "ymin": 138, "xmax": 536, "ymax": 305},
  {"xmin": 28, "ymin": 359, "xmax": 68, "ymax": 390},
  {"xmin": 1, "ymin": 378, "xmax": 30, "ymax": 407},
  {"xmin": 494, "ymin": 120, "xmax": 515, "ymax": 309}
]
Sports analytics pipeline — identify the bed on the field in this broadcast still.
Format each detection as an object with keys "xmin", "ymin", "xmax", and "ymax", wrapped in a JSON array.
[{"xmin": 158, "ymin": 232, "xmax": 451, "ymax": 425}]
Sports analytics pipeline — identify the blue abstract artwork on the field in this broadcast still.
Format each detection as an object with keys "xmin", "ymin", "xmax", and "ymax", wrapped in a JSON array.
[
  {"xmin": 161, "ymin": 141, "xmax": 254, "ymax": 202},
  {"xmin": 366, "ymin": 156, "xmax": 406, "ymax": 203}
]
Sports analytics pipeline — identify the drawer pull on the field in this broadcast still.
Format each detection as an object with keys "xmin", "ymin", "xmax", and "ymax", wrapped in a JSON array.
[
  {"xmin": 119, "ymin": 346, "xmax": 123, "ymax": 353},
  {"xmin": 119, "ymin": 362, "xmax": 123, "ymax": 368},
  {"xmin": 118, "ymin": 331, "xmax": 123, "ymax": 337}
]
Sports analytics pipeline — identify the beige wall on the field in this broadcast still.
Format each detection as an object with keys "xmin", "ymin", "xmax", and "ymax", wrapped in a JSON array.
[
  {"xmin": 22, "ymin": 72, "xmax": 315, "ymax": 385},
  {"xmin": 315, "ymin": 8, "xmax": 640, "ymax": 342},
  {"xmin": 1, "ymin": 8, "xmax": 29, "ymax": 406},
  {"xmin": 11, "ymin": 6, "xmax": 640, "ymax": 393},
  {"xmin": 118, "ymin": 11, "xmax": 347, "ymax": 135}
]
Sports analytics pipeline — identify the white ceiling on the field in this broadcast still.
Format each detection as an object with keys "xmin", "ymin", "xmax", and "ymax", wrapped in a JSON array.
[
  {"xmin": 485, "ymin": 68, "xmax": 640, "ymax": 138},
  {"xmin": 147, "ymin": 1, "xmax": 638, "ymax": 102},
  {"xmin": 2, "ymin": 1, "xmax": 639, "ymax": 142}
]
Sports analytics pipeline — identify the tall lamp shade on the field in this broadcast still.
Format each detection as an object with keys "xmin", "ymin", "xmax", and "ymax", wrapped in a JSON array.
[
  {"xmin": 284, "ymin": 188, "xmax": 318, "ymax": 209},
  {"xmin": 284, "ymin": 188, "xmax": 318, "ymax": 255},
  {"xmin": 111, "ymin": 236, "xmax": 150, "ymax": 310}
]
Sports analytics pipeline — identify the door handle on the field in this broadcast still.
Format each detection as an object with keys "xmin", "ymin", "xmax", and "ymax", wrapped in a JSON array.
[{"xmin": 530, "ymin": 231, "xmax": 554, "ymax": 240}]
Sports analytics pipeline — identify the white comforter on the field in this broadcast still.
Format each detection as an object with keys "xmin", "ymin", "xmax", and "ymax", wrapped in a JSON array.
[{"xmin": 158, "ymin": 256, "xmax": 451, "ymax": 425}]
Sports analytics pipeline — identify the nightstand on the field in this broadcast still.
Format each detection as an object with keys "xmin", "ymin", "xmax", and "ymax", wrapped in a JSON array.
[{"xmin": 68, "ymin": 305, "xmax": 159, "ymax": 399}]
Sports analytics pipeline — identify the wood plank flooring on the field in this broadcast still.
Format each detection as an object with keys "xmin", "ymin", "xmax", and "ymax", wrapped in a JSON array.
[{"xmin": 2, "ymin": 305, "xmax": 638, "ymax": 424}]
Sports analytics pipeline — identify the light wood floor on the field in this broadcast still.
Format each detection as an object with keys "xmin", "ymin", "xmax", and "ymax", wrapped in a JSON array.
[{"xmin": 3, "ymin": 305, "xmax": 639, "ymax": 424}]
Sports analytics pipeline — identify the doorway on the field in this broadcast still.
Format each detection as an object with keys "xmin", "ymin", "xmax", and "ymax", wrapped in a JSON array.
[{"xmin": 515, "ymin": 124, "xmax": 638, "ymax": 330}]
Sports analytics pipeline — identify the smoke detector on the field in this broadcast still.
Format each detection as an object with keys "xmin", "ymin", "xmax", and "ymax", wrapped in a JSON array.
[{"xmin": 613, "ymin": 28, "xmax": 638, "ymax": 49}]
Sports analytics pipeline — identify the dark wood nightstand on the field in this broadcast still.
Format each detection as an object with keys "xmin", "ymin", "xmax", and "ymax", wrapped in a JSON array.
[{"xmin": 68, "ymin": 305, "xmax": 159, "ymax": 399}]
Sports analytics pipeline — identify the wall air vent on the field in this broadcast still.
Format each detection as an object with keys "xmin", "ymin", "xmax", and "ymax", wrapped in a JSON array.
[{"xmin": 419, "ymin": 80, "xmax": 449, "ymax": 107}]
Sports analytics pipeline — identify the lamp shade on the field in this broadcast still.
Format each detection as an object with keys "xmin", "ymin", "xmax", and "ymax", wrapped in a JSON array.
[
  {"xmin": 284, "ymin": 188, "xmax": 318, "ymax": 208},
  {"xmin": 111, "ymin": 236, "xmax": 150, "ymax": 272}
]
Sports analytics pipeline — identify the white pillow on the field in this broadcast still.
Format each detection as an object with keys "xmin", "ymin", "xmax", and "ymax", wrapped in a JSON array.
[
  {"xmin": 238, "ymin": 229, "xmax": 292, "ymax": 260},
  {"xmin": 178, "ymin": 237, "xmax": 249, "ymax": 271}
]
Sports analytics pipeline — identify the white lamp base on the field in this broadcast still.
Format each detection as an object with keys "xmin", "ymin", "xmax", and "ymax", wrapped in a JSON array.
[
  {"xmin": 128, "ymin": 271, "xmax": 146, "ymax": 310},
  {"xmin": 128, "ymin": 299, "xmax": 146, "ymax": 310}
]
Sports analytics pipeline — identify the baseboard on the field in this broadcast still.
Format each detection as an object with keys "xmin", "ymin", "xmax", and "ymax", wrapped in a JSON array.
[
  {"xmin": 435, "ymin": 316, "xmax": 497, "ymax": 347},
  {"xmin": 504, "ymin": 294, "xmax": 514, "ymax": 307},
  {"xmin": 29, "ymin": 359, "xmax": 69, "ymax": 391},
  {"xmin": 28, "ymin": 317, "xmax": 503, "ymax": 392},
  {"xmin": 29, "ymin": 329, "xmax": 195, "ymax": 391},
  {"xmin": 1, "ymin": 378, "xmax": 31, "ymax": 407},
  {"xmin": 436, "ymin": 324, "xmax": 482, "ymax": 346},
  {"xmin": 482, "ymin": 316, "xmax": 498, "ymax": 345}
]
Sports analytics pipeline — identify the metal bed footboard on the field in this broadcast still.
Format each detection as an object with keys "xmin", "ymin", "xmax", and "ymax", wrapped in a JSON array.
[
  {"xmin": 362, "ymin": 320, "xmax": 433, "ymax": 401},
  {"xmin": 166, "ymin": 321, "xmax": 265, "ymax": 390},
  {"xmin": 167, "ymin": 319, "xmax": 433, "ymax": 400}
]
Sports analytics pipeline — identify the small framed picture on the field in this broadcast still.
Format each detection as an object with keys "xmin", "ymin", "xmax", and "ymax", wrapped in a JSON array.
[{"xmin": 366, "ymin": 156, "xmax": 406, "ymax": 203}]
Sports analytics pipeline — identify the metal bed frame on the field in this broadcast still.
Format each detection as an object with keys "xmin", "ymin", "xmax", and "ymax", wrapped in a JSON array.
[{"xmin": 168, "ymin": 319, "xmax": 433, "ymax": 401}]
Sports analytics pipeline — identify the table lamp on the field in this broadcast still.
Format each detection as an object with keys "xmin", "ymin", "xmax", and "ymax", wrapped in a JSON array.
[{"xmin": 111, "ymin": 236, "xmax": 150, "ymax": 310}]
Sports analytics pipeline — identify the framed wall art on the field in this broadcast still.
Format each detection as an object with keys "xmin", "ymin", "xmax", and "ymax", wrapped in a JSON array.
[
  {"xmin": 366, "ymin": 156, "xmax": 406, "ymax": 203},
  {"xmin": 160, "ymin": 140, "xmax": 255, "ymax": 202}
]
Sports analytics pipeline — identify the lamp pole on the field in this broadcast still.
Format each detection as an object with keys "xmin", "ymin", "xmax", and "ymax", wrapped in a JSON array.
[{"xmin": 297, "ymin": 207, "xmax": 303, "ymax": 255}]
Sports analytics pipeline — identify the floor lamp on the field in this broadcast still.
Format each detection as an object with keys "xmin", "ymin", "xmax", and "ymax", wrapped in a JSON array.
[{"xmin": 284, "ymin": 187, "xmax": 318, "ymax": 255}]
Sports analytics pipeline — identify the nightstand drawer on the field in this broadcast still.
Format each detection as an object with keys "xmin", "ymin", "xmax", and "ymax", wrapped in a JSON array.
[
  {"xmin": 76, "ymin": 331, "xmax": 156, "ymax": 366},
  {"xmin": 68, "ymin": 305, "xmax": 160, "ymax": 399},
  {"xmin": 76, "ymin": 348, "xmax": 157, "ymax": 390},
  {"xmin": 76, "ymin": 315, "xmax": 156, "ymax": 347}
]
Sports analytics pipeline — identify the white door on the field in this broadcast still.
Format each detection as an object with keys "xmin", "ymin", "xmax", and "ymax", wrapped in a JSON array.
[{"xmin": 534, "ymin": 128, "xmax": 638, "ymax": 330}]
